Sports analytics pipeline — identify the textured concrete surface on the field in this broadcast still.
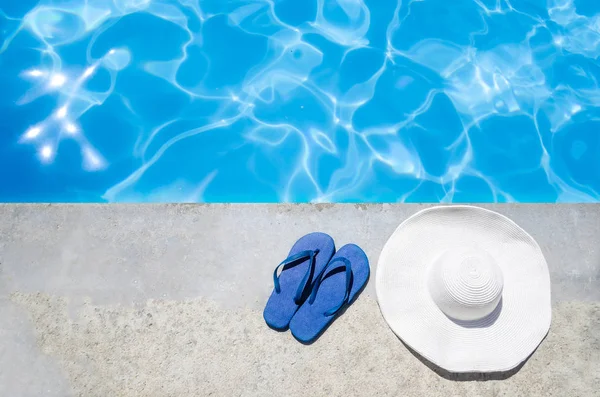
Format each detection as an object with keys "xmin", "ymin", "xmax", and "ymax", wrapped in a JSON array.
[{"xmin": 0, "ymin": 204, "xmax": 599, "ymax": 396}]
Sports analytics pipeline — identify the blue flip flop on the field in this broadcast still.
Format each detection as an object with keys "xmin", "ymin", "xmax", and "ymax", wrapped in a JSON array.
[
  {"xmin": 289, "ymin": 244, "xmax": 369, "ymax": 343},
  {"xmin": 263, "ymin": 232, "xmax": 335, "ymax": 330}
]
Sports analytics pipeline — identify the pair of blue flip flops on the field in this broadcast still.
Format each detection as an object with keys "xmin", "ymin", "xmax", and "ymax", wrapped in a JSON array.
[{"xmin": 263, "ymin": 232, "xmax": 370, "ymax": 343}]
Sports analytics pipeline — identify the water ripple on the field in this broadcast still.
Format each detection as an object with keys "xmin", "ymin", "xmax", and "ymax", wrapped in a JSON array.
[{"xmin": 0, "ymin": 0, "xmax": 599, "ymax": 202}]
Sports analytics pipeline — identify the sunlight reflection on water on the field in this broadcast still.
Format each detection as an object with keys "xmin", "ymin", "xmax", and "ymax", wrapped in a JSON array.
[{"xmin": 0, "ymin": 0, "xmax": 599, "ymax": 202}]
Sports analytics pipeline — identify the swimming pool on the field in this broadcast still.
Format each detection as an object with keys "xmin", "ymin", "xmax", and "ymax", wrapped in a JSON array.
[{"xmin": 0, "ymin": 0, "xmax": 599, "ymax": 202}]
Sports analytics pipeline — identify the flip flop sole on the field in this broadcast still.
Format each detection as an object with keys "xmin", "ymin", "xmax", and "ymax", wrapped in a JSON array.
[
  {"xmin": 263, "ymin": 232, "xmax": 335, "ymax": 330},
  {"xmin": 290, "ymin": 244, "xmax": 370, "ymax": 342}
]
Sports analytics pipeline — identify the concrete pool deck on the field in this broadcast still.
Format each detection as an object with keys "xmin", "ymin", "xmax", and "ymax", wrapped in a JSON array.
[{"xmin": 0, "ymin": 204, "xmax": 599, "ymax": 396}]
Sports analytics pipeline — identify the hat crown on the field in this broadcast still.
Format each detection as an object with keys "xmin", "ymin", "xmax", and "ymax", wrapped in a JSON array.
[{"xmin": 428, "ymin": 248, "xmax": 503, "ymax": 322}]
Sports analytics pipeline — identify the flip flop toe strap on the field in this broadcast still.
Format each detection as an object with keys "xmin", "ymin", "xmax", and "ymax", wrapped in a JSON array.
[
  {"xmin": 273, "ymin": 249, "xmax": 320, "ymax": 304},
  {"xmin": 309, "ymin": 257, "xmax": 352, "ymax": 317}
]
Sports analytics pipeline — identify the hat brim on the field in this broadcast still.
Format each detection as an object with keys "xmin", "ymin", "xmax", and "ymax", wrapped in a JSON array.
[{"xmin": 376, "ymin": 206, "xmax": 551, "ymax": 373}]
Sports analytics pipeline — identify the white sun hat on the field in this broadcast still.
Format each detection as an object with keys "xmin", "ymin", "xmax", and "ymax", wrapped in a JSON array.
[{"xmin": 376, "ymin": 205, "xmax": 551, "ymax": 373}]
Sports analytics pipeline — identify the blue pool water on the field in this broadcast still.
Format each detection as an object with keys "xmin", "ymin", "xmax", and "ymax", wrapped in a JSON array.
[{"xmin": 1, "ymin": 0, "xmax": 599, "ymax": 202}]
